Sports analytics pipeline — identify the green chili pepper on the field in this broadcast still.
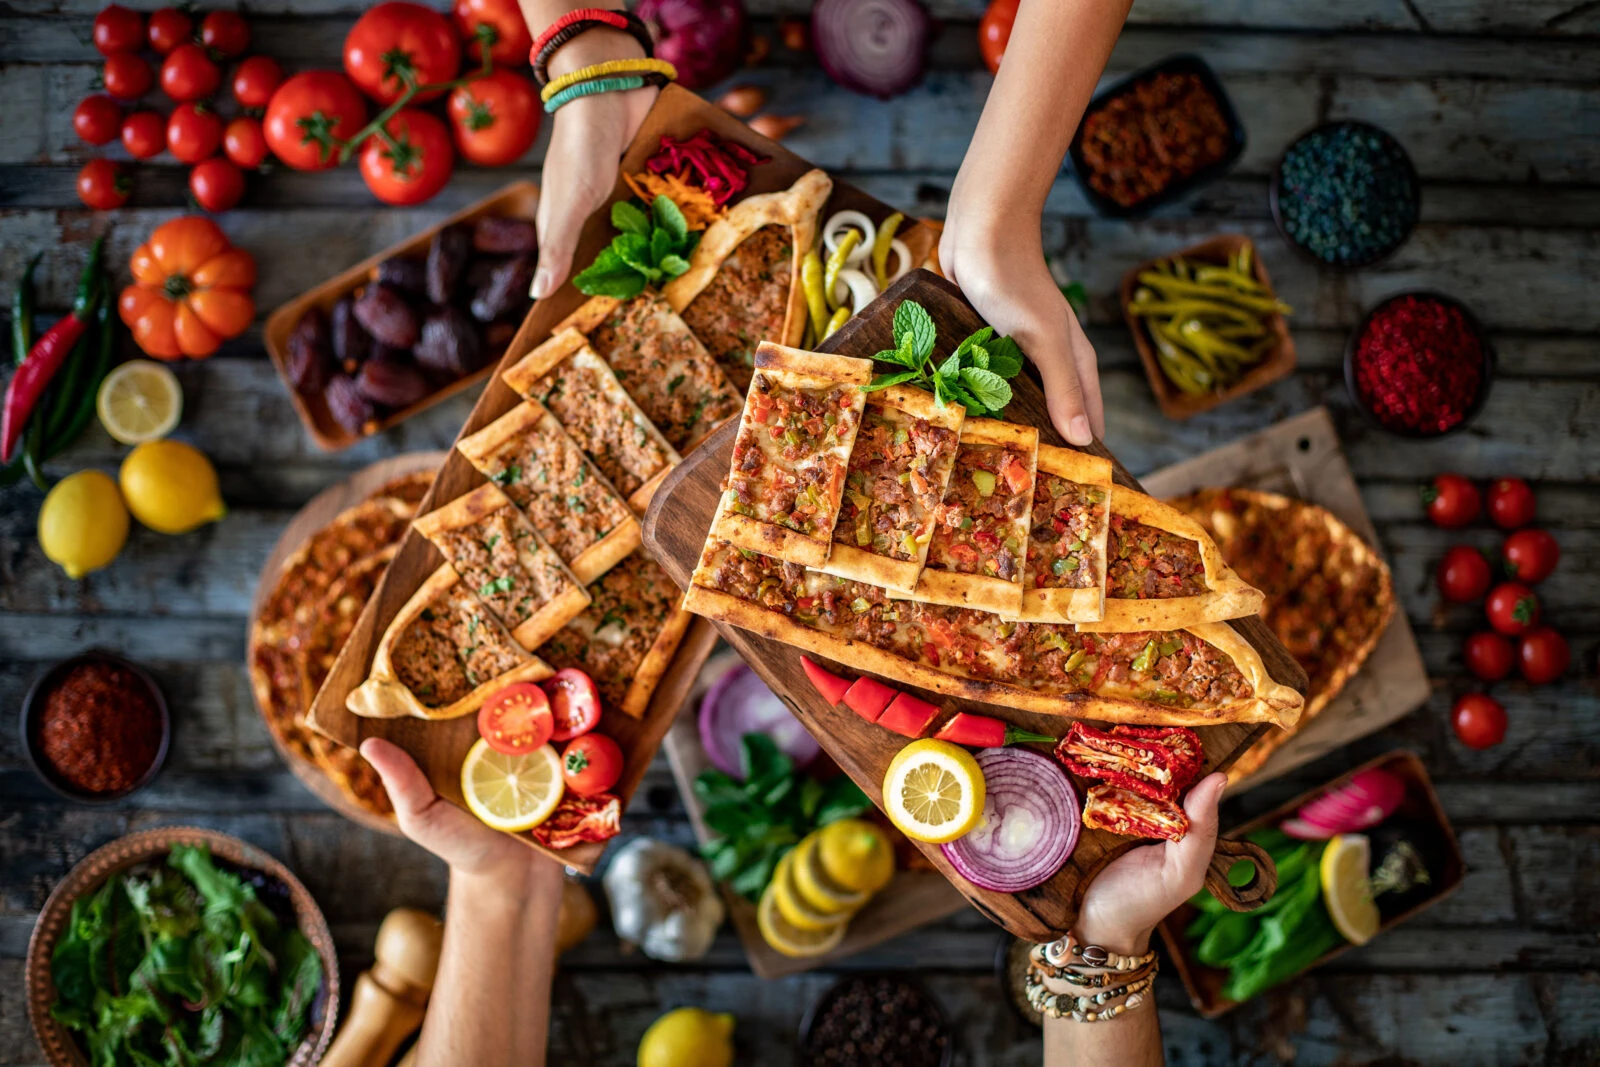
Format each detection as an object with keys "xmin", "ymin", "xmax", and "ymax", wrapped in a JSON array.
[
  {"xmin": 13, "ymin": 253, "xmax": 40, "ymax": 368},
  {"xmin": 1131, "ymin": 640, "xmax": 1158, "ymax": 673}
]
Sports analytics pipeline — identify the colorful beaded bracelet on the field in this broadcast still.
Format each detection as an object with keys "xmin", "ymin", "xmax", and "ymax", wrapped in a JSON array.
[
  {"xmin": 544, "ymin": 73, "xmax": 667, "ymax": 114},
  {"xmin": 1024, "ymin": 967, "xmax": 1157, "ymax": 1022},
  {"xmin": 530, "ymin": 8, "xmax": 654, "ymax": 87},
  {"xmin": 541, "ymin": 57, "xmax": 677, "ymax": 103}
]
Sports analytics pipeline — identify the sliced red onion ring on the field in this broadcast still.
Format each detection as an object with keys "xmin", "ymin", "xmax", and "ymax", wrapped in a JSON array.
[
  {"xmin": 812, "ymin": 0, "xmax": 931, "ymax": 101},
  {"xmin": 699, "ymin": 663, "xmax": 820, "ymax": 778},
  {"xmin": 942, "ymin": 747, "xmax": 1079, "ymax": 893}
]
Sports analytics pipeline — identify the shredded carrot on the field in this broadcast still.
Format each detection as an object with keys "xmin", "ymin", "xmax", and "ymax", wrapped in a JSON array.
[{"xmin": 623, "ymin": 170, "xmax": 723, "ymax": 230}]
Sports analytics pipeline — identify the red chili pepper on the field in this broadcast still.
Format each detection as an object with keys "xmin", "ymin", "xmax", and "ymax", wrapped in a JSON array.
[
  {"xmin": 1, "ymin": 238, "xmax": 103, "ymax": 463},
  {"xmin": 933, "ymin": 711, "xmax": 1056, "ymax": 748}
]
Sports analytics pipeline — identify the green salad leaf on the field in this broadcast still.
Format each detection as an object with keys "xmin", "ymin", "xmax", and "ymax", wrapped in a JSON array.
[
  {"xmin": 574, "ymin": 195, "xmax": 699, "ymax": 300},
  {"xmin": 863, "ymin": 299, "xmax": 1027, "ymax": 418}
]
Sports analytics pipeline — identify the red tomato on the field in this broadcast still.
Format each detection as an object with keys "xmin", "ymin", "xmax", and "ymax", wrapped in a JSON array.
[
  {"xmin": 74, "ymin": 95, "xmax": 123, "ymax": 146},
  {"xmin": 146, "ymin": 7, "xmax": 194, "ymax": 54},
  {"xmin": 1518, "ymin": 627, "xmax": 1570, "ymax": 685},
  {"xmin": 264, "ymin": 70, "xmax": 369, "ymax": 171},
  {"xmin": 454, "ymin": 0, "xmax": 533, "ymax": 65},
  {"xmin": 1485, "ymin": 581, "xmax": 1540, "ymax": 636},
  {"xmin": 1486, "ymin": 477, "xmax": 1535, "ymax": 529},
  {"xmin": 978, "ymin": 0, "xmax": 1019, "ymax": 74},
  {"xmin": 200, "ymin": 11, "xmax": 251, "ymax": 57},
  {"xmin": 166, "ymin": 103, "xmax": 224, "ymax": 163},
  {"xmin": 344, "ymin": 1, "xmax": 462, "ymax": 105},
  {"xmin": 1501, "ymin": 528, "xmax": 1559, "ymax": 584},
  {"xmin": 478, "ymin": 682, "xmax": 555, "ymax": 755},
  {"xmin": 93, "ymin": 5, "xmax": 145, "ymax": 56},
  {"xmin": 189, "ymin": 157, "xmax": 245, "ymax": 213},
  {"xmin": 447, "ymin": 70, "xmax": 540, "ymax": 167},
  {"xmin": 103, "ymin": 52, "xmax": 154, "ymax": 101},
  {"xmin": 77, "ymin": 159, "xmax": 130, "ymax": 211},
  {"xmin": 1423, "ymin": 473, "xmax": 1480, "ymax": 528},
  {"xmin": 1436, "ymin": 545, "xmax": 1491, "ymax": 603},
  {"xmin": 231, "ymin": 55, "xmax": 284, "ymax": 110},
  {"xmin": 561, "ymin": 733, "xmax": 623, "ymax": 797},
  {"xmin": 1463, "ymin": 631, "xmax": 1514, "ymax": 682},
  {"xmin": 1451, "ymin": 693, "xmax": 1506, "ymax": 750},
  {"xmin": 359, "ymin": 108, "xmax": 454, "ymax": 205},
  {"xmin": 121, "ymin": 110, "xmax": 167, "ymax": 159},
  {"xmin": 223, "ymin": 116, "xmax": 269, "ymax": 168},
  {"xmin": 161, "ymin": 43, "xmax": 222, "ymax": 102},
  {"xmin": 541, "ymin": 668, "xmax": 602, "ymax": 742}
]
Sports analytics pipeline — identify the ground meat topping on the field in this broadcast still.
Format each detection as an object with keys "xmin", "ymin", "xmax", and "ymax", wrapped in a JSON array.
[
  {"xmin": 725, "ymin": 371, "xmax": 858, "ymax": 537},
  {"xmin": 680, "ymin": 224, "xmax": 794, "ymax": 390},
  {"xmin": 1107, "ymin": 516, "xmax": 1208, "ymax": 599},
  {"xmin": 834, "ymin": 408, "xmax": 959, "ymax": 561},
  {"xmin": 535, "ymin": 358, "xmax": 673, "ymax": 498},
  {"xmin": 540, "ymin": 553, "xmax": 676, "ymax": 709},
  {"xmin": 1025, "ymin": 475, "xmax": 1107, "ymax": 589},
  {"xmin": 434, "ymin": 506, "xmax": 574, "ymax": 629},
  {"xmin": 926, "ymin": 443, "xmax": 1033, "ymax": 581}
]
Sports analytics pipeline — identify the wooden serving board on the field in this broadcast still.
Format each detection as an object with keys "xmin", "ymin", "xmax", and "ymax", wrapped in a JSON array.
[
  {"xmin": 1141, "ymin": 407, "xmax": 1431, "ymax": 792},
  {"xmin": 642, "ymin": 270, "xmax": 1309, "ymax": 941}
]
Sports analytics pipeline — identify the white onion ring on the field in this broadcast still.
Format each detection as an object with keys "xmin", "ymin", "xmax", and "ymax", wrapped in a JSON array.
[
  {"xmin": 831, "ymin": 268, "xmax": 878, "ymax": 313},
  {"xmin": 885, "ymin": 238, "xmax": 913, "ymax": 283},
  {"xmin": 823, "ymin": 210, "xmax": 875, "ymax": 267}
]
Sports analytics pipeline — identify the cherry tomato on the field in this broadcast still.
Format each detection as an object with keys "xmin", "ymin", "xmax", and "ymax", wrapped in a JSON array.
[
  {"xmin": 478, "ymin": 681, "xmax": 555, "ymax": 755},
  {"xmin": 1486, "ymin": 477, "xmax": 1536, "ymax": 529},
  {"xmin": 1518, "ymin": 627, "xmax": 1570, "ymax": 685},
  {"xmin": 161, "ymin": 43, "xmax": 222, "ymax": 102},
  {"xmin": 77, "ymin": 159, "xmax": 131, "ymax": 211},
  {"xmin": 1423, "ymin": 473, "xmax": 1480, "ymax": 528},
  {"xmin": 1451, "ymin": 693, "xmax": 1506, "ymax": 750},
  {"xmin": 231, "ymin": 55, "xmax": 284, "ymax": 110},
  {"xmin": 446, "ymin": 69, "xmax": 540, "ymax": 167},
  {"xmin": 264, "ymin": 70, "xmax": 369, "ymax": 172},
  {"xmin": 344, "ymin": 1, "xmax": 462, "ymax": 104},
  {"xmin": 561, "ymin": 733, "xmax": 623, "ymax": 797},
  {"xmin": 147, "ymin": 7, "xmax": 193, "ymax": 54},
  {"xmin": 1485, "ymin": 581, "xmax": 1540, "ymax": 637},
  {"xmin": 1501, "ymin": 528, "xmax": 1559, "ymax": 584},
  {"xmin": 121, "ymin": 110, "xmax": 167, "ymax": 159},
  {"xmin": 73, "ymin": 95, "xmax": 123, "ymax": 146},
  {"xmin": 977, "ymin": 0, "xmax": 1019, "ymax": 74},
  {"xmin": 189, "ymin": 156, "xmax": 245, "ymax": 213},
  {"xmin": 359, "ymin": 108, "xmax": 454, "ymax": 205},
  {"xmin": 200, "ymin": 11, "xmax": 251, "ymax": 57},
  {"xmin": 223, "ymin": 116, "xmax": 269, "ymax": 168},
  {"xmin": 541, "ymin": 668, "xmax": 602, "ymax": 742},
  {"xmin": 1436, "ymin": 545, "xmax": 1491, "ymax": 604},
  {"xmin": 93, "ymin": 5, "xmax": 145, "ymax": 56},
  {"xmin": 166, "ymin": 102, "xmax": 224, "ymax": 163},
  {"xmin": 454, "ymin": 0, "xmax": 533, "ymax": 65},
  {"xmin": 1463, "ymin": 631, "xmax": 1514, "ymax": 682},
  {"xmin": 103, "ymin": 51, "xmax": 154, "ymax": 101}
]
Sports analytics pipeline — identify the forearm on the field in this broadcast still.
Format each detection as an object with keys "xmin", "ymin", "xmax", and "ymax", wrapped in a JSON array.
[
  {"xmin": 1043, "ymin": 1004, "xmax": 1165, "ymax": 1067},
  {"xmin": 515, "ymin": 0, "xmax": 647, "ymax": 73}
]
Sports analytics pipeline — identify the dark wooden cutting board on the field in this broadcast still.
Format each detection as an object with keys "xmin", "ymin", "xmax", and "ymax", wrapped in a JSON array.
[{"xmin": 642, "ymin": 270, "xmax": 1308, "ymax": 941}]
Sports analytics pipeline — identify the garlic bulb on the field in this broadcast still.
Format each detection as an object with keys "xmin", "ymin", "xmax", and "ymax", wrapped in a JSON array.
[{"xmin": 603, "ymin": 838, "xmax": 725, "ymax": 962}]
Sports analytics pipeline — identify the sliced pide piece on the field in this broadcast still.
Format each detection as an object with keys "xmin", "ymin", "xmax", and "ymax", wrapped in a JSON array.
[
  {"xmin": 709, "ymin": 342, "xmax": 872, "ymax": 568},
  {"xmin": 503, "ymin": 328, "xmax": 681, "ymax": 511},
  {"xmin": 663, "ymin": 168, "xmax": 832, "ymax": 390},
  {"xmin": 1077, "ymin": 487, "xmax": 1265, "ymax": 633},
  {"xmin": 558, "ymin": 291, "xmax": 742, "ymax": 451},
  {"xmin": 296, "ymin": 544, "xmax": 399, "ymax": 711},
  {"xmin": 1017, "ymin": 446, "xmax": 1114, "ymax": 624},
  {"xmin": 539, "ymin": 551, "xmax": 692, "ymax": 719},
  {"xmin": 413, "ymin": 483, "xmax": 592, "ymax": 651},
  {"xmin": 456, "ymin": 399, "xmax": 639, "ymax": 584},
  {"xmin": 820, "ymin": 384, "xmax": 963, "ymax": 593},
  {"xmin": 347, "ymin": 564, "xmax": 552, "ymax": 721}
]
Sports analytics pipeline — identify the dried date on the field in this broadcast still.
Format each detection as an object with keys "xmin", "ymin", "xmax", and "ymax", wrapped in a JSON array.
[
  {"xmin": 414, "ymin": 305, "xmax": 485, "ymax": 377},
  {"xmin": 353, "ymin": 283, "xmax": 421, "ymax": 348},
  {"xmin": 470, "ymin": 254, "xmax": 534, "ymax": 323},
  {"xmin": 330, "ymin": 294, "xmax": 370, "ymax": 370},
  {"xmin": 356, "ymin": 358, "xmax": 432, "ymax": 408},
  {"xmin": 472, "ymin": 216, "xmax": 538, "ymax": 256},
  {"xmin": 376, "ymin": 256, "xmax": 427, "ymax": 295},
  {"xmin": 426, "ymin": 224, "xmax": 471, "ymax": 304},
  {"xmin": 286, "ymin": 305, "xmax": 332, "ymax": 393},
  {"xmin": 325, "ymin": 373, "xmax": 378, "ymax": 435}
]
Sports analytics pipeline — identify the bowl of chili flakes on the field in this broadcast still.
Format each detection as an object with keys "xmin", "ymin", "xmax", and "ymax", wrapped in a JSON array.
[{"xmin": 20, "ymin": 651, "xmax": 170, "ymax": 803}]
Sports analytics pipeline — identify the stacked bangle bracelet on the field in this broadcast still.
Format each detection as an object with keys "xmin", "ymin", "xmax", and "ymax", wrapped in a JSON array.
[
  {"xmin": 529, "ymin": 8, "xmax": 675, "ymax": 114},
  {"xmin": 541, "ymin": 56, "xmax": 677, "ymax": 103},
  {"xmin": 1024, "ymin": 935, "xmax": 1159, "ymax": 1023}
]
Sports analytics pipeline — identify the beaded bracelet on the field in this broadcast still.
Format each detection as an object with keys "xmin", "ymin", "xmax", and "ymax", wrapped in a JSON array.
[
  {"xmin": 541, "ymin": 57, "xmax": 677, "ymax": 103},
  {"xmin": 530, "ymin": 8, "xmax": 654, "ymax": 87},
  {"xmin": 544, "ymin": 72, "xmax": 670, "ymax": 113},
  {"xmin": 1029, "ymin": 955, "xmax": 1157, "ymax": 989},
  {"xmin": 1025, "ymin": 967, "xmax": 1157, "ymax": 1022},
  {"xmin": 1036, "ymin": 934, "xmax": 1156, "ymax": 973}
]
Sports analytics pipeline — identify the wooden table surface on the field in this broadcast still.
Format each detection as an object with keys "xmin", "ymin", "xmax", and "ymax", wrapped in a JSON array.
[{"xmin": 2, "ymin": 2, "xmax": 1597, "ymax": 1064}]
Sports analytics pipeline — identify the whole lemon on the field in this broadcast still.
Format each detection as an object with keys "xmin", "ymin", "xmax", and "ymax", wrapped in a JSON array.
[
  {"xmin": 637, "ymin": 1007, "xmax": 735, "ymax": 1067},
  {"xmin": 119, "ymin": 439, "xmax": 226, "ymax": 534},
  {"xmin": 38, "ymin": 470, "xmax": 129, "ymax": 579}
]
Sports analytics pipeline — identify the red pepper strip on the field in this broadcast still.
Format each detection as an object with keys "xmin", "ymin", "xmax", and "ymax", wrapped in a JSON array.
[
  {"xmin": 934, "ymin": 712, "xmax": 1056, "ymax": 748},
  {"xmin": 1, "ymin": 238, "xmax": 103, "ymax": 463}
]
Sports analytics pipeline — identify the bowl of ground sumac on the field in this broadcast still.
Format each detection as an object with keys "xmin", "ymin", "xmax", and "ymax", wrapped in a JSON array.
[{"xmin": 21, "ymin": 651, "xmax": 169, "ymax": 802}]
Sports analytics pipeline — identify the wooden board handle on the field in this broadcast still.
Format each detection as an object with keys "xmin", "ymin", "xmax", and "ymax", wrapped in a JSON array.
[{"xmin": 1202, "ymin": 838, "xmax": 1277, "ymax": 911}]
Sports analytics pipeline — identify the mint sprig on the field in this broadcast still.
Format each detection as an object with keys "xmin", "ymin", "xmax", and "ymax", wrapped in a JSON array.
[
  {"xmin": 572, "ymin": 196, "xmax": 698, "ymax": 299},
  {"xmin": 862, "ymin": 299, "xmax": 1024, "ymax": 418}
]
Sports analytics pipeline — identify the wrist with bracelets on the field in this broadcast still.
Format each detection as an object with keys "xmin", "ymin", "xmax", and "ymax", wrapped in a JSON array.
[
  {"xmin": 1024, "ymin": 933, "xmax": 1159, "ymax": 1022},
  {"xmin": 529, "ymin": 7, "xmax": 675, "ymax": 113}
]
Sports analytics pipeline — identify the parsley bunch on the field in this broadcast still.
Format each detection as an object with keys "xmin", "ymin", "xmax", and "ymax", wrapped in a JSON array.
[
  {"xmin": 573, "ymin": 196, "xmax": 698, "ymax": 300},
  {"xmin": 863, "ymin": 299, "xmax": 1025, "ymax": 418}
]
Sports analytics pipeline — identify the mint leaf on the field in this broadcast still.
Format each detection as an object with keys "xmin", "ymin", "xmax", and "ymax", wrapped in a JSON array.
[
  {"xmin": 894, "ymin": 300, "xmax": 937, "ymax": 364},
  {"xmin": 574, "ymin": 248, "xmax": 646, "ymax": 298},
  {"xmin": 935, "ymin": 349, "xmax": 963, "ymax": 384},
  {"xmin": 952, "ymin": 326, "xmax": 992, "ymax": 362},
  {"xmin": 653, "ymin": 194, "xmax": 688, "ymax": 245},
  {"xmin": 613, "ymin": 233, "xmax": 661, "ymax": 281},
  {"xmin": 943, "ymin": 374, "xmax": 982, "ymax": 413},
  {"xmin": 649, "ymin": 226, "xmax": 674, "ymax": 267},
  {"xmin": 611, "ymin": 200, "xmax": 651, "ymax": 237},
  {"xmin": 874, "ymin": 332, "xmax": 920, "ymax": 370},
  {"xmin": 960, "ymin": 366, "xmax": 1012, "ymax": 412},
  {"xmin": 967, "ymin": 343, "xmax": 990, "ymax": 369},
  {"xmin": 984, "ymin": 335, "xmax": 1025, "ymax": 378},
  {"xmin": 863, "ymin": 370, "xmax": 920, "ymax": 393},
  {"xmin": 659, "ymin": 254, "xmax": 690, "ymax": 277}
]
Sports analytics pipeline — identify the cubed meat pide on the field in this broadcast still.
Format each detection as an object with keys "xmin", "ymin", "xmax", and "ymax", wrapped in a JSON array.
[
  {"xmin": 502, "ymin": 328, "xmax": 682, "ymax": 512},
  {"xmin": 1017, "ymin": 445, "xmax": 1114, "ymax": 624},
  {"xmin": 682, "ymin": 538, "xmax": 1303, "ymax": 728},
  {"xmin": 663, "ymin": 169, "xmax": 831, "ymax": 390},
  {"xmin": 1076, "ymin": 486, "xmax": 1265, "ymax": 633},
  {"xmin": 347, "ymin": 563, "xmax": 553, "ymax": 721},
  {"xmin": 412, "ymin": 482, "xmax": 592, "ymax": 651},
  {"xmin": 455, "ymin": 399, "xmax": 640, "ymax": 584},
  {"xmin": 709, "ymin": 342, "xmax": 873, "ymax": 567}
]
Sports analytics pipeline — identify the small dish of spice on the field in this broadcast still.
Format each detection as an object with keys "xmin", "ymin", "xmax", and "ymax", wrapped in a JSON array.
[
  {"xmin": 1272, "ymin": 121, "xmax": 1420, "ymax": 269},
  {"xmin": 1345, "ymin": 291, "xmax": 1494, "ymax": 437},
  {"xmin": 21, "ymin": 652, "xmax": 169, "ymax": 802},
  {"xmin": 798, "ymin": 974, "xmax": 953, "ymax": 1067}
]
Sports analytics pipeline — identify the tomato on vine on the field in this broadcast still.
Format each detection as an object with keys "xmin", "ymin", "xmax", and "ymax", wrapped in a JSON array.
[
  {"xmin": 447, "ymin": 69, "xmax": 540, "ymax": 166},
  {"xmin": 359, "ymin": 108, "xmax": 455, "ymax": 205},
  {"xmin": 343, "ymin": 1, "xmax": 462, "ymax": 104},
  {"xmin": 264, "ymin": 70, "xmax": 369, "ymax": 172},
  {"xmin": 454, "ymin": 0, "xmax": 533, "ymax": 66}
]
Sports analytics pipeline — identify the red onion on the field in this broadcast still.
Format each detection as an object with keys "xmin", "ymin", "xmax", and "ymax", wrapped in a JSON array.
[
  {"xmin": 1282, "ymin": 768, "xmax": 1407, "ymax": 840},
  {"xmin": 636, "ymin": 0, "xmax": 747, "ymax": 91},
  {"xmin": 941, "ymin": 748, "xmax": 1079, "ymax": 893},
  {"xmin": 699, "ymin": 663, "xmax": 819, "ymax": 778},
  {"xmin": 811, "ymin": 0, "xmax": 930, "ymax": 100}
]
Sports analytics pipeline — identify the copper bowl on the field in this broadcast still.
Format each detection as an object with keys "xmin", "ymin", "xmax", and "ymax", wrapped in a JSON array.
[{"xmin": 25, "ymin": 827, "xmax": 340, "ymax": 1067}]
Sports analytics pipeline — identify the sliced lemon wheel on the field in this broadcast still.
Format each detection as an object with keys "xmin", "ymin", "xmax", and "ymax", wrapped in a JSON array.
[
  {"xmin": 460, "ymin": 739, "xmax": 564, "ymax": 832},
  {"xmin": 97, "ymin": 360, "xmax": 183, "ymax": 445},
  {"xmin": 814, "ymin": 818, "xmax": 894, "ymax": 895},
  {"xmin": 1321, "ymin": 833, "xmax": 1380, "ymax": 945},
  {"xmin": 758, "ymin": 876, "xmax": 847, "ymax": 958},
  {"xmin": 792, "ymin": 833, "xmax": 870, "ymax": 913},
  {"xmin": 772, "ymin": 849, "xmax": 854, "ymax": 932},
  {"xmin": 882, "ymin": 739, "xmax": 984, "ymax": 845}
]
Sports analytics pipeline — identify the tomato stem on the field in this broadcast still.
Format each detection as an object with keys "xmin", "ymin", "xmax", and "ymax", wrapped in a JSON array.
[{"xmin": 336, "ymin": 47, "xmax": 497, "ymax": 165}]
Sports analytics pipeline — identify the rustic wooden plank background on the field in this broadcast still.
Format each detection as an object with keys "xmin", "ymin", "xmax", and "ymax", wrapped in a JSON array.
[{"xmin": 2, "ymin": 0, "xmax": 1598, "ymax": 1063}]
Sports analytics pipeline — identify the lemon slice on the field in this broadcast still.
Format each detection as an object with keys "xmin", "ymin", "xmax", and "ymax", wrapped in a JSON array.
[
  {"xmin": 882, "ymin": 739, "xmax": 985, "ymax": 845},
  {"xmin": 772, "ymin": 849, "xmax": 854, "ymax": 932},
  {"xmin": 758, "ymin": 876, "xmax": 847, "ymax": 958},
  {"xmin": 1321, "ymin": 833, "xmax": 1380, "ymax": 945},
  {"xmin": 792, "ymin": 833, "xmax": 870, "ymax": 913},
  {"xmin": 814, "ymin": 818, "xmax": 894, "ymax": 895},
  {"xmin": 460, "ymin": 739, "xmax": 564, "ymax": 832},
  {"xmin": 97, "ymin": 360, "xmax": 183, "ymax": 445}
]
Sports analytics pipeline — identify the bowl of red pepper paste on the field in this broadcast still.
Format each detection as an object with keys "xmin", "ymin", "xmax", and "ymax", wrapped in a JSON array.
[
  {"xmin": 1344, "ymin": 291, "xmax": 1495, "ymax": 438},
  {"xmin": 20, "ymin": 651, "xmax": 169, "ymax": 803}
]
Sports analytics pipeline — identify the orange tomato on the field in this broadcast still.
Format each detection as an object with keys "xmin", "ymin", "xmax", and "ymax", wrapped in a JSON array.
[{"xmin": 118, "ymin": 216, "xmax": 256, "ymax": 360}]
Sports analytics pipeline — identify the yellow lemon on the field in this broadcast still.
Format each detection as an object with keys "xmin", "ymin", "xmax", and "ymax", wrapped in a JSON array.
[
  {"xmin": 771, "ymin": 849, "xmax": 854, "ymax": 932},
  {"xmin": 757, "ymin": 877, "xmax": 846, "ymax": 959},
  {"xmin": 97, "ymin": 360, "xmax": 182, "ymax": 445},
  {"xmin": 882, "ymin": 739, "xmax": 984, "ymax": 845},
  {"xmin": 119, "ymin": 439, "xmax": 225, "ymax": 534},
  {"xmin": 37, "ymin": 470, "xmax": 129, "ymax": 579},
  {"xmin": 1321, "ymin": 833, "xmax": 1381, "ymax": 945},
  {"xmin": 459, "ymin": 739, "xmax": 564, "ymax": 833},
  {"xmin": 814, "ymin": 819, "xmax": 895, "ymax": 894},
  {"xmin": 792, "ymin": 832, "xmax": 870, "ymax": 913},
  {"xmin": 637, "ymin": 1007, "xmax": 735, "ymax": 1067}
]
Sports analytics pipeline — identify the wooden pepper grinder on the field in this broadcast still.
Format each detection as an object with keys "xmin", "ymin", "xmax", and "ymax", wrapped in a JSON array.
[{"xmin": 321, "ymin": 908, "xmax": 444, "ymax": 1067}]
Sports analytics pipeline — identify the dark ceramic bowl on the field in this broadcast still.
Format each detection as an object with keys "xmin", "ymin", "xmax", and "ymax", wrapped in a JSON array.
[
  {"xmin": 20, "ymin": 650, "xmax": 170, "ymax": 803},
  {"xmin": 1269, "ymin": 120, "xmax": 1420, "ymax": 271},
  {"xmin": 798, "ymin": 973, "xmax": 955, "ymax": 1067},
  {"xmin": 1343, "ymin": 289, "xmax": 1496, "ymax": 439}
]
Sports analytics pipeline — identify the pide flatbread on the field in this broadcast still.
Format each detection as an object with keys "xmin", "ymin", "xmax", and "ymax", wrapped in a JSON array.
[
  {"xmin": 1017, "ymin": 446, "xmax": 1114, "ymax": 624},
  {"xmin": 708, "ymin": 342, "xmax": 872, "ymax": 568},
  {"xmin": 297, "ymin": 545, "xmax": 399, "ymax": 711},
  {"xmin": 820, "ymin": 384, "xmax": 964, "ymax": 593},
  {"xmin": 558, "ymin": 291, "xmax": 742, "ymax": 452},
  {"xmin": 539, "ymin": 551, "xmax": 692, "ymax": 719},
  {"xmin": 413, "ymin": 483, "xmax": 592, "ymax": 652},
  {"xmin": 1078, "ymin": 487, "xmax": 1265, "ymax": 633},
  {"xmin": 502, "ymin": 328, "xmax": 681, "ymax": 511},
  {"xmin": 456, "ymin": 399, "xmax": 640, "ymax": 584},
  {"xmin": 348, "ymin": 564, "xmax": 553, "ymax": 720},
  {"xmin": 664, "ymin": 169, "xmax": 832, "ymax": 390}
]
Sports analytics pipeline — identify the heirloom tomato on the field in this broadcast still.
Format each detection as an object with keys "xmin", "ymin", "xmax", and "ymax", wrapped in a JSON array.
[
  {"xmin": 231, "ymin": 55, "xmax": 285, "ymax": 110},
  {"xmin": 1486, "ymin": 477, "xmax": 1536, "ymax": 529},
  {"xmin": 93, "ymin": 5, "xmax": 145, "ymax": 56},
  {"xmin": 359, "ymin": 108, "xmax": 454, "ymax": 205},
  {"xmin": 1485, "ymin": 581, "xmax": 1540, "ymax": 637},
  {"xmin": 447, "ymin": 69, "xmax": 540, "ymax": 166},
  {"xmin": 454, "ymin": 0, "xmax": 533, "ymax": 65},
  {"xmin": 344, "ymin": 1, "xmax": 462, "ymax": 104},
  {"xmin": 1423, "ymin": 473, "xmax": 1479, "ymax": 528},
  {"xmin": 1451, "ymin": 693, "xmax": 1506, "ymax": 750},
  {"xmin": 119, "ymin": 216, "xmax": 256, "ymax": 360},
  {"xmin": 264, "ymin": 70, "xmax": 368, "ymax": 171}
]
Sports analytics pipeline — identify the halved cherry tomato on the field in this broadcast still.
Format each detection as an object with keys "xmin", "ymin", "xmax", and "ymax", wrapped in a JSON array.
[
  {"xmin": 231, "ymin": 55, "xmax": 284, "ymax": 110},
  {"xmin": 147, "ymin": 7, "xmax": 193, "ymax": 54},
  {"xmin": 94, "ymin": 5, "xmax": 145, "ymax": 56},
  {"xmin": 561, "ymin": 733, "xmax": 623, "ymax": 796},
  {"xmin": 541, "ymin": 668, "xmax": 602, "ymax": 741},
  {"xmin": 161, "ymin": 43, "xmax": 222, "ymax": 102},
  {"xmin": 121, "ymin": 110, "xmax": 167, "ymax": 159},
  {"xmin": 74, "ymin": 95, "xmax": 123, "ymax": 146},
  {"xmin": 77, "ymin": 159, "xmax": 130, "ymax": 211},
  {"xmin": 223, "ymin": 116, "xmax": 269, "ymax": 169},
  {"xmin": 190, "ymin": 157, "xmax": 245, "ymax": 213},
  {"xmin": 200, "ymin": 11, "xmax": 251, "ymax": 57},
  {"xmin": 1451, "ymin": 693, "xmax": 1506, "ymax": 750},
  {"xmin": 1486, "ymin": 581, "xmax": 1540, "ymax": 637},
  {"xmin": 1486, "ymin": 477, "xmax": 1535, "ymax": 529},
  {"xmin": 1422, "ymin": 473, "xmax": 1479, "ymax": 529},
  {"xmin": 1517, "ymin": 626, "xmax": 1569, "ymax": 685},
  {"xmin": 167, "ymin": 102, "xmax": 223, "ymax": 164},
  {"xmin": 1436, "ymin": 545, "xmax": 1490, "ymax": 603},
  {"xmin": 1502, "ymin": 528, "xmax": 1558, "ymax": 583},
  {"xmin": 478, "ymin": 681, "xmax": 555, "ymax": 755},
  {"xmin": 454, "ymin": 0, "xmax": 533, "ymax": 65},
  {"xmin": 1463, "ymin": 631, "xmax": 1514, "ymax": 682},
  {"xmin": 104, "ymin": 52, "xmax": 154, "ymax": 101}
]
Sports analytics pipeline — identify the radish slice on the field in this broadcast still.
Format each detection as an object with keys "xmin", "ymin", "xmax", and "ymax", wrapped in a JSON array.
[
  {"xmin": 941, "ymin": 747, "xmax": 1078, "ymax": 892},
  {"xmin": 699, "ymin": 663, "xmax": 819, "ymax": 778},
  {"xmin": 1283, "ymin": 768, "xmax": 1407, "ymax": 839}
]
